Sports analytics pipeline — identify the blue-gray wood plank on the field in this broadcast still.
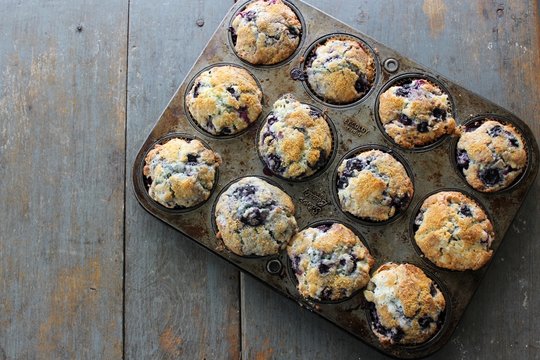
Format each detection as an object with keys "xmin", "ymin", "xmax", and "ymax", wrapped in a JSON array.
[
  {"xmin": 0, "ymin": 0, "xmax": 127, "ymax": 359},
  {"xmin": 1, "ymin": 0, "xmax": 538, "ymax": 359}
]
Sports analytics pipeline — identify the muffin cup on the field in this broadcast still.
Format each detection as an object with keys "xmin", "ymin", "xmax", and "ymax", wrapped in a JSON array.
[
  {"xmin": 408, "ymin": 188, "xmax": 497, "ymax": 272},
  {"xmin": 374, "ymin": 73, "xmax": 457, "ymax": 152},
  {"xmin": 139, "ymin": 132, "xmax": 220, "ymax": 213},
  {"xmin": 286, "ymin": 219, "xmax": 373, "ymax": 304},
  {"xmin": 363, "ymin": 264, "xmax": 451, "ymax": 350},
  {"xmin": 210, "ymin": 174, "xmax": 295, "ymax": 258},
  {"xmin": 450, "ymin": 114, "xmax": 531, "ymax": 194},
  {"xmin": 184, "ymin": 63, "xmax": 264, "ymax": 139},
  {"xmin": 256, "ymin": 104, "xmax": 338, "ymax": 182},
  {"xmin": 332, "ymin": 144, "xmax": 415, "ymax": 226},
  {"xmin": 227, "ymin": 0, "xmax": 306, "ymax": 68},
  {"xmin": 299, "ymin": 32, "xmax": 380, "ymax": 107}
]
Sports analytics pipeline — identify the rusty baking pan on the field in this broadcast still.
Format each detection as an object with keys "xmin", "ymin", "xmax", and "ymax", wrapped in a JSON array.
[{"xmin": 132, "ymin": 1, "xmax": 539, "ymax": 358}]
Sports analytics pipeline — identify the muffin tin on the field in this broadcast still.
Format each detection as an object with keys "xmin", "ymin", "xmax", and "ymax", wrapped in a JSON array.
[{"xmin": 132, "ymin": 1, "xmax": 539, "ymax": 358}]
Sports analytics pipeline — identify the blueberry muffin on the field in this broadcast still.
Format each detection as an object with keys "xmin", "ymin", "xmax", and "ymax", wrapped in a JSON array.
[
  {"xmin": 336, "ymin": 150, "xmax": 413, "ymax": 222},
  {"xmin": 456, "ymin": 119, "xmax": 527, "ymax": 192},
  {"xmin": 287, "ymin": 223, "xmax": 375, "ymax": 302},
  {"xmin": 364, "ymin": 263, "xmax": 446, "ymax": 346},
  {"xmin": 143, "ymin": 138, "xmax": 222, "ymax": 208},
  {"xmin": 230, "ymin": 0, "xmax": 301, "ymax": 65},
  {"xmin": 258, "ymin": 94, "xmax": 333, "ymax": 179},
  {"xmin": 186, "ymin": 65, "xmax": 263, "ymax": 135},
  {"xmin": 414, "ymin": 191, "xmax": 494, "ymax": 271},
  {"xmin": 215, "ymin": 177, "xmax": 297, "ymax": 256},
  {"xmin": 378, "ymin": 79, "xmax": 457, "ymax": 148},
  {"xmin": 305, "ymin": 36, "xmax": 376, "ymax": 104}
]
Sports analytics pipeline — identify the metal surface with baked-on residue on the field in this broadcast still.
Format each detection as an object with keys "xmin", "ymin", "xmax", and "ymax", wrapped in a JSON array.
[{"xmin": 131, "ymin": 1, "xmax": 539, "ymax": 358}]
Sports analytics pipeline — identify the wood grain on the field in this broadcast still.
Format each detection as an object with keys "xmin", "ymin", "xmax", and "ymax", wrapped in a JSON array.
[
  {"xmin": 240, "ymin": 0, "xmax": 540, "ymax": 359},
  {"xmin": 124, "ymin": 1, "xmax": 241, "ymax": 359},
  {"xmin": 0, "ymin": 0, "xmax": 127, "ymax": 359}
]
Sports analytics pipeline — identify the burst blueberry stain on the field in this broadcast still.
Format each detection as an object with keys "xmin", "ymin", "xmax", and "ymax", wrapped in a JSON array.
[
  {"xmin": 267, "ymin": 154, "xmax": 284, "ymax": 173},
  {"xmin": 186, "ymin": 154, "xmax": 198, "ymax": 164},
  {"xmin": 399, "ymin": 114, "xmax": 412, "ymax": 126},
  {"xmin": 287, "ymin": 26, "xmax": 300, "ymax": 38},
  {"xmin": 459, "ymin": 205, "xmax": 472, "ymax": 217},
  {"xmin": 192, "ymin": 82, "xmax": 201, "ymax": 98},
  {"xmin": 417, "ymin": 122, "xmax": 429, "ymax": 133},
  {"xmin": 479, "ymin": 168, "xmax": 502, "ymax": 186},
  {"xmin": 488, "ymin": 125, "xmax": 502, "ymax": 137},
  {"xmin": 509, "ymin": 136, "xmax": 519, "ymax": 147},
  {"xmin": 318, "ymin": 263, "xmax": 329, "ymax": 274},
  {"xmin": 233, "ymin": 184, "xmax": 256, "ymax": 199},
  {"xmin": 238, "ymin": 106, "xmax": 250, "ymax": 123},
  {"xmin": 429, "ymin": 283, "xmax": 438, "ymax": 297},
  {"xmin": 241, "ymin": 10, "xmax": 256, "ymax": 21},
  {"xmin": 456, "ymin": 149, "xmax": 470, "ymax": 170},
  {"xmin": 309, "ymin": 109, "xmax": 321, "ymax": 118},
  {"xmin": 240, "ymin": 207, "xmax": 268, "ymax": 226},
  {"xmin": 337, "ymin": 176, "xmax": 349, "ymax": 189},
  {"xmin": 395, "ymin": 87, "xmax": 409, "ymax": 97},
  {"xmin": 321, "ymin": 287, "xmax": 333, "ymax": 300},
  {"xmin": 228, "ymin": 26, "xmax": 237, "ymax": 45},
  {"xmin": 392, "ymin": 194, "xmax": 410, "ymax": 211},
  {"xmin": 432, "ymin": 108, "xmax": 446, "ymax": 120},
  {"xmin": 267, "ymin": 115, "xmax": 278, "ymax": 125},
  {"xmin": 317, "ymin": 224, "xmax": 331, "ymax": 232},
  {"xmin": 354, "ymin": 74, "xmax": 370, "ymax": 94},
  {"xmin": 418, "ymin": 316, "xmax": 434, "ymax": 329}
]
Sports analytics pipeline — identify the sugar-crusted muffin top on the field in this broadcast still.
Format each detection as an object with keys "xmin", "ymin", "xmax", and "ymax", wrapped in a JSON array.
[
  {"xmin": 336, "ymin": 150, "xmax": 413, "ymax": 222},
  {"xmin": 364, "ymin": 263, "xmax": 446, "ymax": 346},
  {"xmin": 378, "ymin": 79, "xmax": 457, "ymax": 148},
  {"xmin": 258, "ymin": 94, "xmax": 333, "ymax": 179},
  {"xmin": 230, "ymin": 0, "xmax": 301, "ymax": 65},
  {"xmin": 287, "ymin": 223, "xmax": 374, "ymax": 301},
  {"xmin": 456, "ymin": 119, "xmax": 527, "ymax": 192},
  {"xmin": 143, "ymin": 138, "xmax": 222, "ymax": 208},
  {"xmin": 186, "ymin": 65, "xmax": 262, "ymax": 135},
  {"xmin": 414, "ymin": 191, "xmax": 494, "ymax": 271},
  {"xmin": 306, "ymin": 37, "xmax": 376, "ymax": 104},
  {"xmin": 214, "ymin": 176, "xmax": 297, "ymax": 256}
]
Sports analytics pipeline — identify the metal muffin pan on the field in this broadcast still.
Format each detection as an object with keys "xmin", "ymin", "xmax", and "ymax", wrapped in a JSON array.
[{"xmin": 132, "ymin": 1, "xmax": 539, "ymax": 358}]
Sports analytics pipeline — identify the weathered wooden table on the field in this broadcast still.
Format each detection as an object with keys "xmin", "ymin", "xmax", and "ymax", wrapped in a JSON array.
[{"xmin": 1, "ymin": 1, "xmax": 538, "ymax": 359}]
